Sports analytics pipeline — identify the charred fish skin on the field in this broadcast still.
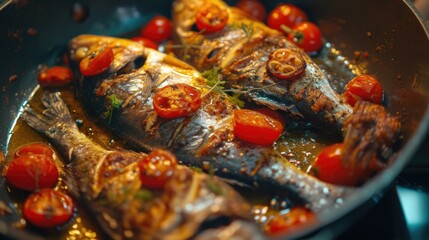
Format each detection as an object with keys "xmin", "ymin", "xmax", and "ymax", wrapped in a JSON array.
[
  {"xmin": 172, "ymin": 0, "xmax": 402, "ymax": 169},
  {"xmin": 172, "ymin": 0, "xmax": 353, "ymax": 134},
  {"xmin": 21, "ymin": 92, "xmax": 261, "ymax": 240},
  {"xmin": 68, "ymin": 34, "xmax": 352, "ymax": 212}
]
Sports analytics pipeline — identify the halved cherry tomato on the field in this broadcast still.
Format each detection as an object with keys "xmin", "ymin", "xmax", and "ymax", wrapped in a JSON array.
[
  {"xmin": 23, "ymin": 189, "xmax": 75, "ymax": 228},
  {"xmin": 14, "ymin": 142, "xmax": 54, "ymax": 159},
  {"xmin": 138, "ymin": 149, "xmax": 177, "ymax": 190},
  {"xmin": 6, "ymin": 154, "xmax": 59, "ymax": 191},
  {"xmin": 140, "ymin": 16, "xmax": 172, "ymax": 43},
  {"xmin": 267, "ymin": 4, "xmax": 307, "ymax": 31},
  {"xmin": 79, "ymin": 47, "xmax": 114, "ymax": 76},
  {"xmin": 153, "ymin": 83, "xmax": 202, "ymax": 119},
  {"xmin": 236, "ymin": 0, "xmax": 266, "ymax": 22},
  {"xmin": 344, "ymin": 75, "xmax": 383, "ymax": 107},
  {"xmin": 233, "ymin": 109, "xmax": 284, "ymax": 146},
  {"xmin": 267, "ymin": 48, "xmax": 306, "ymax": 81},
  {"xmin": 131, "ymin": 36, "xmax": 158, "ymax": 50},
  {"xmin": 196, "ymin": 3, "xmax": 229, "ymax": 33},
  {"xmin": 309, "ymin": 143, "xmax": 368, "ymax": 186},
  {"xmin": 265, "ymin": 207, "xmax": 316, "ymax": 235},
  {"xmin": 287, "ymin": 21, "xmax": 323, "ymax": 53},
  {"xmin": 38, "ymin": 66, "xmax": 73, "ymax": 87}
]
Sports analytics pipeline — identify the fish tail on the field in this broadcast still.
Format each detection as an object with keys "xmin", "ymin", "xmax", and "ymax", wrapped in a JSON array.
[{"xmin": 22, "ymin": 92, "xmax": 78, "ymax": 138}]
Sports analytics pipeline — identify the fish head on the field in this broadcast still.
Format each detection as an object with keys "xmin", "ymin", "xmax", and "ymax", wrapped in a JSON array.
[{"xmin": 69, "ymin": 34, "xmax": 207, "ymax": 92}]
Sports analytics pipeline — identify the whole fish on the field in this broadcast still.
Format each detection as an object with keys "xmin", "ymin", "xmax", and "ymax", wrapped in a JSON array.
[
  {"xmin": 21, "ymin": 92, "xmax": 265, "ymax": 240},
  {"xmin": 171, "ymin": 0, "xmax": 353, "ymax": 135},
  {"xmin": 171, "ymin": 0, "xmax": 401, "ymax": 167},
  {"xmin": 68, "ymin": 34, "xmax": 351, "ymax": 212}
]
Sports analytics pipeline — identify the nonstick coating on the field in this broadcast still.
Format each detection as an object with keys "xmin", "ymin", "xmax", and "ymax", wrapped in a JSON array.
[{"xmin": 1, "ymin": 0, "xmax": 429, "ymax": 239}]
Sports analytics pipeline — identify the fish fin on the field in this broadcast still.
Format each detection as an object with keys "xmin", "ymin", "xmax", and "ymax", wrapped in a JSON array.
[{"xmin": 21, "ymin": 92, "xmax": 77, "ymax": 134}]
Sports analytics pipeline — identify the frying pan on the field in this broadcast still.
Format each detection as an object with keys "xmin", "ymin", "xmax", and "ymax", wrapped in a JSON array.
[{"xmin": 0, "ymin": 0, "xmax": 428, "ymax": 239}]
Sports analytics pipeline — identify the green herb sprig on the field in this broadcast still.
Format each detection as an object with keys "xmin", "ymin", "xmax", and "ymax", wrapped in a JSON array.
[{"xmin": 104, "ymin": 94, "xmax": 123, "ymax": 124}]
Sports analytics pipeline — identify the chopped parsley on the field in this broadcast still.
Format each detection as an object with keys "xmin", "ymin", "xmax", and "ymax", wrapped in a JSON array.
[{"xmin": 104, "ymin": 94, "xmax": 123, "ymax": 124}]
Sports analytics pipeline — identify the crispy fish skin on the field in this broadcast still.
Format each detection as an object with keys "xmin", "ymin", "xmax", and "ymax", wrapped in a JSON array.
[
  {"xmin": 172, "ymin": 0, "xmax": 402, "ymax": 169},
  {"xmin": 21, "ymin": 92, "xmax": 261, "ymax": 240},
  {"xmin": 69, "ymin": 34, "xmax": 351, "ymax": 212},
  {"xmin": 172, "ymin": 0, "xmax": 352, "ymax": 134}
]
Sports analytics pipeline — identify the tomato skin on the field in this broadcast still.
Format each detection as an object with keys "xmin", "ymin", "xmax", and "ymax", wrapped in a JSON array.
[
  {"xmin": 138, "ymin": 149, "xmax": 177, "ymax": 190},
  {"xmin": 14, "ymin": 142, "xmax": 54, "ymax": 159},
  {"xmin": 267, "ymin": 4, "xmax": 307, "ymax": 31},
  {"xmin": 309, "ymin": 143, "xmax": 368, "ymax": 186},
  {"xmin": 288, "ymin": 21, "xmax": 323, "ymax": 53},
  {"xmin": 38, "ymin": 66, "xmax": 73, "ymax": 87},
  {"xmin": 79, "ymin": 47, "xmax": 114, "ymax": 76},
  {"xmin": 131, "ymin": 36, "xmax": 158, "ymax": 50},
  {"xmin": 6, "ymin": 154, "xmax": 59, "ymax": 191},
  {"xmin": 236, "ymin": 0, "xmax": 266, "ymax": 22},
  {"xmin": 233, "ymin": 109, "xmax": 284, "ymax": 146},
  {"xmin": 153, "ymin": 83, "xmax": 202, "ymax": 119},
  {"xmin": 140, "ymin": 16, "xmax": 172, "ymax": 43},
  {"xmin": 23, "ymin": 189, "xmax": 75, "ymax": 228},
  {"xmin": 265, "ymin": 207, "xmax": 316, "ymax": 235},
  {"xmin": 196, "ymin": 3, "xmax": 229, "ymax": 33},
  {"xmin": 345, "ymin": 75, "xmax": 383, "ymax": 107}
]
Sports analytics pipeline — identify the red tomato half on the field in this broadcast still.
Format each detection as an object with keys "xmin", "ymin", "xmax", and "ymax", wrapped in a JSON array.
[
  {"xmin": 196, "ymin": 3, "xmax": 229, "ymax": 33},
  {"xmin": 236, "ymin": 0, "xmax": 266, "ymax": 21},
  {"xmin": 267, "ymin": 4, "xmax": 307, "ymax": 31},
  {"xmin": 38, "ymin": 66, "xmax": 73, "ymax": 87},
  {"xmin": 309, "ymin": 143, "xmax": 368, "ymax": 186},
  {"xmin": 79, "ymin": 47, "xmax": 114, "ymax": 76},
  {"xmin": 138, "ymin": 149, "xmax": 177, "ymax": 190},
  {"xmin": 265, "ymin": 207, "xmax": 316, "ymax": 236},
  {"xmin": 14, "ymin": 142, "xmax": 54, "ymax": 159},
  {"xmin": 153, "ymin": 83, "xmax": 202, "ymax": 119},
  {"xmin": 140, "ymin": 16, "xmax": 172, "ymax": 43},
  {"xmin": 288, "ymin": 21, "xmax": 323, "ymax": 53},
  {"xmin": 233, "ymin": 109, "xmax": 284, "ymax": 146},
  {"xmin": 131, "ymin": 36, "xmax": 158, "ymax": 50},
  {"xmin": 6, "ymin": 154, "xmax": 59, "ymax": 191},
  {"xmin": 267, "ymin": 48, "xmax": 306, "ymax": 81},
  {"xmin": 23, "ymin": 189, "xmax": 75, "ymax": 228},
  {"xmin": 344, "ymin": 75, "xmax": 383, "ymax": 107}
]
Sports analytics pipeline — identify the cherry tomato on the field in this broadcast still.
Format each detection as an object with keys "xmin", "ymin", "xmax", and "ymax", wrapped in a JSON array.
[
  {"xmin": 236, "ymin": 0, "xmax": 266, "ymax": 22},
  {"xmin": 153, "ymin": 83, "xmax": 202, "ymax": 119},
  {"xmin": 138, "ymin": 149, "xmax": 177, "ymax": 190},
  {"xmin": 140, "ymin": 16, "xmax": 172, "ymax": 43},
  {"xmin": 265, "ymin": 207, "xmax": 316, "ymax": 235},
  {"xmin": 309, "ymin": 143, "xmax": 368, "ymax": 186},
  {"xmin": 38, "ymin": 66, "xmax": 73, "ymax": 87},
  {"xmin": 267, "ymin": 48, "xmax": 306, "ymax": 81},
  {"xmin": 6, "ymin": 154, "xmax": 59, "ymax": 191},
  {"xmin": 23, "ymin": 189, "xmax": 75, "ymax": 228},
  {"xmin": 131, "ymin": 36, "xmax": 158, "ymax": 50},
  {"xmin": 233, "ymin": 109, "xmax": 284, "ymax": 146},
  {"xmin": 344, "ymin": 75, "xmax": 383, "ymax": 107},
  {"xmin": 79, "ymin": 47, "xmax": 114, "ymax": 76},
  {"xmin": 288, "ymin": 21, "xmax": 323, "ymax": 53},
  {"xmin": 14, "ymin": 142, "xmax": 54, "ymax": 159},
  {"xmin": 196, "ymin": 3, "xmax": 229, "ymax": 33},
  {"xmin": 267, "ymin": 4, "xmax": 307, "ymax": 31}
]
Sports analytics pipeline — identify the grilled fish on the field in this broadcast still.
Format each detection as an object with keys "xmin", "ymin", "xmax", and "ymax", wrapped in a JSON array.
[
  {"xmin": 172, "ymin": 0, "xmax": 352, "ymax": 134},
  {"xmin": 68, "ymin": 34, "xmax": 351, "ymax": 212},
  {"xmin": 21, "ymin": 92, "xmax": 264, "ymax": 240},
  {"xmin": 172, "ymin": 0, "xmax": 402, "ymax": 167}
]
